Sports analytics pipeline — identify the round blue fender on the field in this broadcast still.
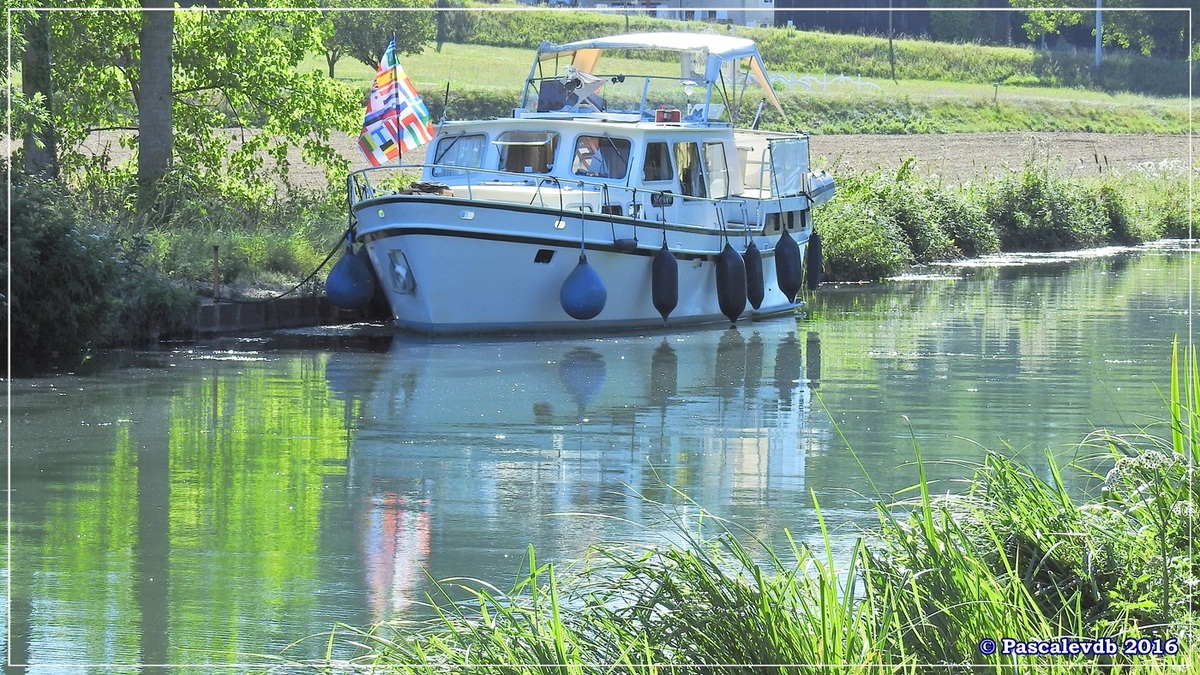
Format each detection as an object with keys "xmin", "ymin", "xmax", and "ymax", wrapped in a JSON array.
[
  {"xmin": 744, "ymin": 240, "xmax": 764, "ymax": 309},
  {"xmin": 560, "ymin": 254, "xmax": 607, "ymax": 320},
  {"xmin": 326, "ymin": 247, "xmax": 376, "ymax": 311},
  {"xmin": 715, "ymin": 242, "xmax": 746, "ymax": 323},
  {"xmin": 775, "ymin": 228, "xmax": 803, "ymax": 301},
  {"xmin": 652, "ymin": 241, "xmax": 678, "ymax": 321},
  {"xmin": 805, "ymin": 231, "xmax": 824, "ymax": 290}
]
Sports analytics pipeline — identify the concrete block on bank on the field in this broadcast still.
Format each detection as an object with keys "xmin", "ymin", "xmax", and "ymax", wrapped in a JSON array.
[{"xmin": 187, "ymin": 294, "xmax": 384, "ymax": 336}]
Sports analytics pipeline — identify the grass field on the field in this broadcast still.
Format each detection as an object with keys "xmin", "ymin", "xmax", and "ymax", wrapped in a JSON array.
[
  {"xmin": 307, "ymin": 41, "xmax": 1189, "ymax": 109},
  {"xmin": 302, "ymin": 41, "xmax": 681, "ymax": 89},
  {"xmin": 302, "ymin": 40, "xmax": 1188, "ymax": 135}
]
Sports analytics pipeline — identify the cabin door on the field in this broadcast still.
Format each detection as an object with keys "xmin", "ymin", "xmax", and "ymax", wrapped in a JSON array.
[{"xmin": 671, "ymin": 141, "xmax": 714, "ymax": 228}]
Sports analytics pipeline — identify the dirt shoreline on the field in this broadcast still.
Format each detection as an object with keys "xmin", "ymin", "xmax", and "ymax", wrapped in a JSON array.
[
  {"xmin": 82, "ymin": 130, "xmax": 1190, "ymax": 189},
  {"xmin": 808, "ymin": 132, "xmax": 1190, "ymax": 182}
]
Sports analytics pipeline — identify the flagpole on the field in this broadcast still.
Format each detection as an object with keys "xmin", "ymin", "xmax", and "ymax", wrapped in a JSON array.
[{"xmin": 392, "ymin": 32, "xmax": 401, "ymax": 166}]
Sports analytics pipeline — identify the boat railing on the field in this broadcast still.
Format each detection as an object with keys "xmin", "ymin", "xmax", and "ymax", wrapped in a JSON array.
[
  {"xmin": 348, "ymin": 163, "xmax": 770, "ymax": 238},
  {"xmin": 735, "ymin": 135, "xmax": 823, "ymax": 202}
]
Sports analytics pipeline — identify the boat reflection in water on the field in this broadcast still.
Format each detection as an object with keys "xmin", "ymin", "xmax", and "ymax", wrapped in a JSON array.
[{"xmin": 326, "ymin": 318, "xmax": 822, "ymax": 622}]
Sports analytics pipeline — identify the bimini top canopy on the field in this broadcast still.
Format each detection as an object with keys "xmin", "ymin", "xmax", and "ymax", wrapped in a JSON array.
[{"xmin": 534, "ymin": 32, "xmax": 786, "ymax": 121}]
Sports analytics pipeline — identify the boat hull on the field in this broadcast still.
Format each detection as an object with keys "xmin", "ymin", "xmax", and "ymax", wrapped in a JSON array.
[{"xmin": 353, "ymin": 196, "xmax": 807, "ymax": 334}]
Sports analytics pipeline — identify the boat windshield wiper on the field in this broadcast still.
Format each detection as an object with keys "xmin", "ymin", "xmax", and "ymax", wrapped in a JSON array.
[
  {"xmin": 601, "ymin": 135, "xmax": 629, "ymax": 170},
  {"xmin": 433, "ymin": 134, "xmax": 464, "ymax": 165}
]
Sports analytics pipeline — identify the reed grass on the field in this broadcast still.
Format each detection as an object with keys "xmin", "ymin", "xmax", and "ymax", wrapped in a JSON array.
[{"xmin": 308, "ymin": 342, "xmax": 1198, "ymax": 672}]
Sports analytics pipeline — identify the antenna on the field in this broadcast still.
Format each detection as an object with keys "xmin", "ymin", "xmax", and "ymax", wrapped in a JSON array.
[{"xmin": 441, "ymin": 81, "xmax": 450, "ymax": 123}]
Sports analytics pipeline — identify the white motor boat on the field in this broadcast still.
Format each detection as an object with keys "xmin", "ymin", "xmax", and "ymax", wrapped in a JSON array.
[{"xmin": 336, "ymin": 32, "xmax": 835, "ymax": 334}]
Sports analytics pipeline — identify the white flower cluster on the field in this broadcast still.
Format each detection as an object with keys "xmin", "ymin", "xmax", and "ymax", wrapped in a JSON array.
[{"xmin": 1102, "ymin": 449, "xmax": 1186, "ymax": 492}]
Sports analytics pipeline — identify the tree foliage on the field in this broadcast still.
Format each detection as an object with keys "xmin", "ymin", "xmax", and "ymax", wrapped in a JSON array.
[
  {"xmin": 16, "ymin": 1, "xmax": 367, "ymax": 202},
  {"xmin": 1008, "ymin": 0, "xmax": 1194, "ymax": 58},
  {"xmin": 322, "ymin": 2, "xmax": 435, "ymax": 78},
  {"xmin": 6, "ymin": 2, "xmax": 57, "ymax": 174}
]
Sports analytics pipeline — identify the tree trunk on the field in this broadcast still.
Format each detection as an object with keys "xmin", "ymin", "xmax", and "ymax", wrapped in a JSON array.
[
  {"xmin": 137, "ymin": 0, "xmax": 174, "ymax": 219},
  {"xmin": 435, "ymin": 0, "xmax": 447, "ymax": 53},
  {"xmin": 21, "ymin": 10, "xmax": 58, "ymax": 179}
]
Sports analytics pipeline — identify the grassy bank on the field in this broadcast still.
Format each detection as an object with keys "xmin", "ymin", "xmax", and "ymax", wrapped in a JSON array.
[
  {"xmin": 817, "ymin": 155, "xmax": 1194, "ymax": 281},
  {"xmin": 378, "ymin": 7, "xmax": 1191, "ymax": 97},
  {"xmin": 306, "ymin": 41, "xmax": 1188, "ymax": 135},
  {"xmin": 6, "ymin": 163, "xmax": 349, "ymax": 356},
  {"xmin": 310, "ymin": 342, "xmax": 1198, "ymax": 672}
]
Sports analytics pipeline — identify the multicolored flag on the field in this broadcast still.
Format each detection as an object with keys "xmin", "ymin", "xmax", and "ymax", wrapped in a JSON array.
[{"xmin": 358, "ymin": 36, "xmax": 435, "ymax": 167}]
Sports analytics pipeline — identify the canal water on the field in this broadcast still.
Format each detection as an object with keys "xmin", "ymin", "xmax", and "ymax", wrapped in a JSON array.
[{"xmin": 4, "ymin": 243, "xmax": 1194, "ymax": 671}]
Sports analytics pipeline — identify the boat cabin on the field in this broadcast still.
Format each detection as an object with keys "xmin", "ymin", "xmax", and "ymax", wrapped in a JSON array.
[
  {"xmin": 353, "ymin": 32, "xmax": 834, "ymax": 235},
  {"xmin": 339, "ymin": 32, "xmax": 836, "ymax": 331}
]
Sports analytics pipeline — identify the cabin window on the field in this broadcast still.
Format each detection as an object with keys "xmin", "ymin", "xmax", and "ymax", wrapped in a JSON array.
[
  {"xmin": 571, "ymin": 135, "xmax": 631, "ymax": 179},
  {"xmin": 704, "ymin": 141, "xmax": 730, "ymax": 199},
  {"xmin": 642, "ymin": 142, "xmax": 673, "ymax": 182},
  {"xmin": 674, "ymin": 141, "xmax": 707, "ymax": 199},
  {"xmin": 430, "ymin": 133, "xmax": 486, "ymax": 177},
  {"xmin": 495, "ymin": 131, "xmax": 560, "ymax": 174}
]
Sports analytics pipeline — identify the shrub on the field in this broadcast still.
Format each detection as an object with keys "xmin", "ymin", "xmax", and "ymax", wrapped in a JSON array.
[
  {"xmin": 8, "ymin": 172, "xmax": 124, "ymax": 354},
  {"xmin": 875, "ymin": 160, "xmax": 959, "ymax": 262},
  {"xmin": 1097, "ymin": 184, "xmax": 1139, "ymax": 245},
  {"xmin": 444, "ymin": 8, "xmax": 676, "ymax": 50},
  {"xmin": 817, "ymin": 163, "xmax": 991, "ymax": 280},
  {"xmin": 1153, "ymin": 190, "xmax": 1192, "ymax": 239},
  {"xmin": 925, "ymin": 184, "xmax": 999, "ymax": 258},
  {"xmin": 7, "ymin": 167, "xmax": 196, "ymax": 355},
  {"xmin": 982, "ymin": 162, "xmax": 1110, "ymax": 251},
  {"xmin": 815, "ymin": 193, "xmax": 913, "ymax": 282},
  {"xmin": 1116, "ymin": 164, "xmax": 1195, "ymax": 240}
]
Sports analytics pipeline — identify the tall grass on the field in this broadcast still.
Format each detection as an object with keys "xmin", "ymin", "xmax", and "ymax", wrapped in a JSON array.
[
  {"xmin": 310, "ymin": 342, "xmax": 1198, "ymax": 672},
  {"xmin": 817, "ymin": 153, "xmax": 1195, "ymax": 281},
  {"xmin": 139, "ymin": 190, "xmax": 348, "ymax": 295},
  {"xmin": 309, "ymin": 498, "xmax": 905, "ymax": 672}
]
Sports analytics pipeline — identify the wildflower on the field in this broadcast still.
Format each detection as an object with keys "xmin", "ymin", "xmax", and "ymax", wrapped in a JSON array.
[
  {"xmin": 1169, "ymin": 500, "xmax": 1198, "ymax": 520},
  {"xmin": 1103, "ymin": 449, "xmax": 1181, "ymax": 493}
]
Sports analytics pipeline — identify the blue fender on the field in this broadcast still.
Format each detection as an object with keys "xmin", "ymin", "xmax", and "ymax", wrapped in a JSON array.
[
  {"xmin": 560, "ymin": 254, "xmax": 607, "ymax": 320},
  {"xmin": 326, "ymin": 247, "xmax": 377, "ymax": 311}
]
